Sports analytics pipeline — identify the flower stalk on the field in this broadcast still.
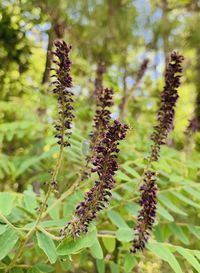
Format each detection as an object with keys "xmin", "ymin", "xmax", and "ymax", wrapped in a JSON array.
[
  {"xmin": 131, "ymin": 52, "xmax": 184, "ymax": 253},
  {"xmin": 7, "ymin": 40, "xmax": 74, "ymax": 270},
  {"xmin": 62, "ymin": 120, "xmax": 128, "ymax": 237}
]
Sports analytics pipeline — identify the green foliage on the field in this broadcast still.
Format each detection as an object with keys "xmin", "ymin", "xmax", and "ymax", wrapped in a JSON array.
[{"xmin": 0, "ymin": 0, "xmax": 200, "ymax": 272}]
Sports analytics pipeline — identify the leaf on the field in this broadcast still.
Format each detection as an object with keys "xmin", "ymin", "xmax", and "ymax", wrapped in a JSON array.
[
  {"xmin": 124, "ymin": 253, "xmax": 137, "ymax": 272},
  {"xmin": 16, "ymin": 147, "xmax": 57, "ymax": 177},
  {"xmin": 0, "ymin": 227, "xmax": 19, "ymax": 260},
  {"xmin": 24, "ymin": 190, "xmax": 38, "ymax": 213},
  {"xmin": 176, "ymin": 246, "xmax": 200, "ymax": 272},
  {"xmin": 109, "ymin": 262, "xmax": 119, "ymax": 273},
  {"xmin": 90, "ymin": 239, "xmax": 103, "ymax": 259},
  {"xmin": 147, "ymin": 243, "xmax": 182, "ymax": 273},
  {"xmin": 172, "ymin": 192, "xmax": 200, "ymax": 208},
  {"xmin": 125, "ymin": 202, "xmax": 139, "ymax": 217},
  {"xmin": 188, "ymin": 225, "xmax": 200, "ymax": 239},
  {"xmin": 0, "ymin": 193, "xmax": 15, "ymax": 215},
  {"xmin": 0, "ymin": 224, "xmax": 7, "ymax": 235},
  {"xmin": 184, "ymin": 187, "xmax": 200, "ymax": 201},
  {"xmin": 194, "ymin": 250, "xmax": 200, "ymax": 261},
  {"xmin": 27, "ymin": 268, "xmax": 41, "ymax": 273},
  {"xmin": 10, "ymin": 268, "xmax": 23, "ymax": 273},
  {"xmin": 102, "ymin": 237, "xmax": 116, "ymax": 253},
  {"xmin": 57, "ymin": 228, "xmax": 97, "ymax": 255},
  {"xmin": 158, "ymin": 195, "xmax": 187, "ymax": 216},
  {"xmin": 96, "ymin": 259, "xmax": 105, "ymax": 273},
  {"xmin": 157, "ymin": 204, "xmax": 174, "ymax": 222},
  {"xmin": 116, "ymin": 228, "xmax": 134, "ymax": 242},
  {"xmin": 112, "ymin": 192, "xmax": 123, "ymax": 201},
  {"xmin": 36, "ymin": 231, "xmax": 57, "ymax": 264},
  {"xmin": 121, "ymin": 164, "xmax": 140, "ymax": 178},
  {"xmin": 116, "ymin": 171, "xmax": 132, "ymax": 182},
  {"xmin": 48, "ymin": 197, "xmax": 60, "ymax": 220},
  {"xmin": 35, "ymin": 263, "xmax": 54, "ymax": 272},
  {"xmin": 107, "ymin": 211, "xmax": 129, "ymax": 228},
  {"xmin": 168, "ymin": 223, "xmax": 189, "ymax": 245}
]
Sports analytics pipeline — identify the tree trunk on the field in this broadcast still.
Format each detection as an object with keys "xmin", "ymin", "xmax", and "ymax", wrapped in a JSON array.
[
  {"xmin": 119, "ymin": 66, "xmax": 128, "ymax": 120},
  {"xmin": 161, "ymin": 0, "xmax": 170, "ymax": 69},
  {"xmin": 94, "ymin": 61, "xmax": 106, "ymax": 99},
  {"xmin": 42, "ymin": 27, "xmax": 55, "ymax": 84},
  {"xmin": 195, "ymin": 46, "xmax": 200, "ymax": 131},
  {"xmin": 42, "ymin": 20, "xmax": 65, "ymax": 84}
]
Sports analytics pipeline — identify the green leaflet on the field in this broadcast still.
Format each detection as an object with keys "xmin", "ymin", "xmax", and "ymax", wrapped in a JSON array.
[
  {"xmin": 121, "ymin": 164, "xmax": 140, "ymax": 178},
  {"xmin": 157, "ymin": 204, "xmax": 174, "ymax": 222},
  {"xmin": 184, "ymin": 186, "xmax": 200, "ymax": 201},
  {"xmin": 124, "ymin": 253, "xmax": 137, "ymax": 272},
  {"xmin": 96, "ymin": 259, "xmax": 105, "ymax": 273},
  {"xmin": 27, "ymin": 268, "xmax": 41, "ymax": 273},
  {"xmin": 0, "ymin": 224, "xmax": 7, "ymax": 235},
  {"xmin": 116, "ymin": 228, "xmax": 134, "ymax": 242},
  {"xmin": 90, "ymin": 238, "xmax": 103, "ymax": 259},
  {"xmin": 10, "ymin": 268, "xmax": 23, "ymax": 273},
  {"xmin": 23, "ymin": 189, "xmax": 38, "ymax": 214},
  {"xmin": 176, "ymin": 247, "xmax": 200, "ymax": 273},
  {"xmin": 188, "ymin": 225, "xmax": 200, "ymax": 239},
  {"xmin": 168, "ymin": 223, "xmax": 189, "ymax": 245},
  {"xmin": 116, "ymin": 170, "xmax": 133, "ymax": 182},
  {"xmin": 147, "ymin": 242, "xmax": 182, "ymax": 273},
  {"xmin": 172, "ymin": 192, "xmax": 200, "ymax": 208},
  {"xmin": 35, "ymin": 263, "xmax": 54, "ymax": 272},
  {"xmin": 0, "ymin": 192, "xmax": 15, "ymax": 215},
  {"xmin": 107, "ymin": 210, "xmax": 129, "ymax": 228},
  {"xmin": 125, "ymin": 202, "xmax": 140, "ymax": 217},
  {"xmin": 109, "ymin": 262, "xmax": 119, "ymax": 273},
  {"xmin": 0, "ymin": 227, "xmax": 19, "ymax": 260},
  {"xmin": 102, "ymin": 237, "xmax": 116, "ymax": 253},
  {"xmin": 57, "ymin": 228, "xmax": 97, "ymax": 255},
  {"xmin": 158, "ymin": 194, "xmax": 187, "ymax": 216},
  {"xmin": 36, "ymin": 231, "xmax": 57, "ymax": 264}
]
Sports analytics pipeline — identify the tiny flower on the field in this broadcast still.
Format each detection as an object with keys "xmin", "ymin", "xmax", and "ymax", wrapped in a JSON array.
[
  {"xmin": 63, "ymin": 120, "xmax": 128, "ymax": 237},
  {"xmin": 51, "ymin": 40, "xmax": 74, "ymax": 147}
]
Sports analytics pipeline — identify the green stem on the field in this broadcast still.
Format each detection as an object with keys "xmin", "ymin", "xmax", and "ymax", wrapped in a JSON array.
[{"xmin": 6, "ymin": 145, "xmax": 64, "ymax": 271}]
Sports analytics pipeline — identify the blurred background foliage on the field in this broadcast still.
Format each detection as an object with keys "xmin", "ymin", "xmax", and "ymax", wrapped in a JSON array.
[{"xmin": 0, "ymin": 0, "xmax": 200, "ymax": 272}]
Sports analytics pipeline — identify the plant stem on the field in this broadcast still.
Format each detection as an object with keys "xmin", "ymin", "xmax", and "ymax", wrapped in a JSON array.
[{"xmin": 6, "ymin": 145, "xmax": 64, "ymax": 271}]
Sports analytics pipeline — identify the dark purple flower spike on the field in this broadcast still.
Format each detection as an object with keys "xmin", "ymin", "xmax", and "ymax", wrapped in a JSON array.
[
  {"xmin": 61, "ymin": 120, "xmax": 128, "ymax": 237},
  {"xmin": 51, "ymin": 40, "xmax": 74, "ymax": 147},
  {"xmin": 132, "ymin": 52, "xmax": 184, "ymax": 253}
]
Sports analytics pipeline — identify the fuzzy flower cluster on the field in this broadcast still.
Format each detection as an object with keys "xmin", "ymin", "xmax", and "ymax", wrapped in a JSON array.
[
  {"xmin": 51, "ymin": 40, "xmax": 74, "ymax": 147},
  {"xmin": 132, "ymin": 52, "xmax": 184, "ymax": 253},
  {"xmin": 151, "ymin": 52, "xmax": 184, "ymax": 161},
  {"xmin": 91, "ymin": 88, "xmax": 114, "ymax": 151},
  {"xmin": 61, "ymin": 120, "xmax": 128, "ymax": 237},
  {"xmin": 81, "ymin": 88, "xmax": 114, "ymax": 180},
  {"xmin": 131, "ymin": 171, "xmax": 157, "ymax": 253}
]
